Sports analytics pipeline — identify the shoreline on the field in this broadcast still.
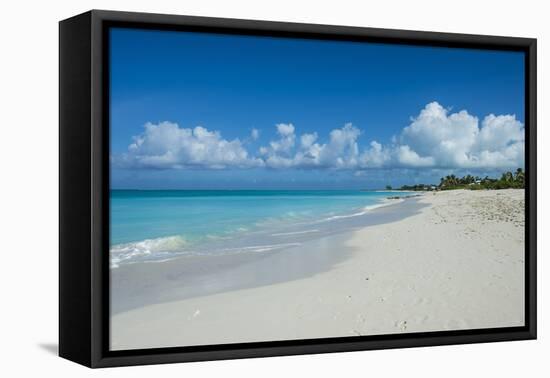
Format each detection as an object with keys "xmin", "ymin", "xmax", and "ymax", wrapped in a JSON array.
[
  {"xmin": 111, "ymin": 189, "xmax": 524, "ymax": 351},
  {"xmin": 111, "ymin": 195, "xmax": 423, "ymax": 314},
  {"xmin": 109, "ymin": 190, "xmax": 413, "ymax": 268}
]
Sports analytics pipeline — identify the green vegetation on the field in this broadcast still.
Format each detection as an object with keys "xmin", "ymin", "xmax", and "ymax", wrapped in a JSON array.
[
  {"xmin": 397, "ymin": 168, "xmax": 525, "ymax": 191},
  {"xmin": 399, "ymin": 183, "xmax": 437, "ymax": 191}
]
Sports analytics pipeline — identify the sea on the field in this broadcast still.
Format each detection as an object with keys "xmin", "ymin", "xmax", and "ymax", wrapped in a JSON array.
[{"xmin": 110, "ymin": 190, "xmax": 410, "ymax": 268}]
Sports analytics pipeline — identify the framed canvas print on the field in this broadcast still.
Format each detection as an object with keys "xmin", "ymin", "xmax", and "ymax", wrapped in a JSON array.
[{"xmin": 59, "ymin": 10, "xmax": 537, "ymax": 368}]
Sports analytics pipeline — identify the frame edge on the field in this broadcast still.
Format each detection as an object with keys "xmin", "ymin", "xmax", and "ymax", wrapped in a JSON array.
[
  {"xmin": 59, "ymin": 11, "xmax": 94, "ymax": 368},
  {"xmin": 75, "ymin": 9, "xmax": 537, "ymax": 368}
]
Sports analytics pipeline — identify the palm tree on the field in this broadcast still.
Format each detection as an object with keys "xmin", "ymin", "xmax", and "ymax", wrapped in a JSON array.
[
  {"xmin": 514, "ymin": 168, "xmax": 525, "ymax": 184},
  {"xmin": 502, "ymin": 171, "xmax": 514, "ymax": 183},
  {"xmin": 462, "ymin": 174, "xmax": 474, "ymax": 184}
]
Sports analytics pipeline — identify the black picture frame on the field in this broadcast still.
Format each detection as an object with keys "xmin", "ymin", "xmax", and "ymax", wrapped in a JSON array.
[{"xmin": 59, "ymin": 9, "xmax": 537, "ymax": 368}]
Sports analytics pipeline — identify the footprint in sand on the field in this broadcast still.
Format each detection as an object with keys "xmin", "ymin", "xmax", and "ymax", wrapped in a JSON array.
[{"xmin": 395, "ymin": 320, "xmax": 408, "ymax": 331}]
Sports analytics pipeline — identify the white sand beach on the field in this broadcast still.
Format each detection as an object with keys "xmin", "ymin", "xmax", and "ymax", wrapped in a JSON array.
[{"xmin": 111, "ymin": 189, "xmax": 525, "ymax": 350}]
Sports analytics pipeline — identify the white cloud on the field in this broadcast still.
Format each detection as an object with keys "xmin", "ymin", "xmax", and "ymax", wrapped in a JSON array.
[
  {"xmin": 322, "ymin": 123, "xmax": 361, "ymax": 168},
  {"xmin": 396, "ymin": 145, "xmax": 436, "ymax": 167},
  {"xmin": 477, "ymin": 114, "xmax": 524, "ymax": 151},
  {"xmin": 300, "ymin": 132, "xmax": 318, "ymax": 149},
  {"xmin": 261, "ymin": 123, "xmax": 362, "ymax": 169},
  {"xmin": 359, "ymin": 141, "xmax": 391, "ymax": 168},
  {"xmin": 255, "ymin": 103, "xmax": 523, "ymax": 170},
  {"xmin": 276, "ymin": 123, "xmax": 295, "ymax": 137},
  {"xmin": 395, "ymin": 102, "xmax": 524, "ymax": 169},
  {"xmin": 113, "ymin": 102, "xmax": 525, "ymax": 172},
  {"xmin": 472, "ymin": 114, "xmax": 525, "ymax": 168},
  {"xmin": 115, "ymin": 122, "xmax": 263, "ymax": 169},
  {"xmin": 266, "ymin": 123, "xmax": 296, "ymax": 156},
  {"xmin": 250, "ymin": 128, "xmax": 260, "ymax": 141}
]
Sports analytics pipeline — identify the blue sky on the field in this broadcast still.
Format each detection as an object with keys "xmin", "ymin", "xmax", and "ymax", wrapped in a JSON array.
[{"xmin": 110, "ymin": 28, "xmax": 525, "ymax": 189}]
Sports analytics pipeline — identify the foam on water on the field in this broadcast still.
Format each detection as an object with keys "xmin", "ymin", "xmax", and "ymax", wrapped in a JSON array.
[
  {"xmin": 110, "ymin": 190, "xmax": 411, "ymax": 268},
  {"xmin": 110, "ymin": 236, "xmax": 188, "ymax": 268}
]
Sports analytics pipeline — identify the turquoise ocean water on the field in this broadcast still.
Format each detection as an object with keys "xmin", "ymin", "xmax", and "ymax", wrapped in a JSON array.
[{"xmin": 110, "ymin": 190, "xmax": 408, "ymax": 268}]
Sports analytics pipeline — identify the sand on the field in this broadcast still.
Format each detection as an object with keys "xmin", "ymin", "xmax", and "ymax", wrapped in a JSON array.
[{"xmin": 110, "ymin": 189, "xmax": 525, "ymax": 350}]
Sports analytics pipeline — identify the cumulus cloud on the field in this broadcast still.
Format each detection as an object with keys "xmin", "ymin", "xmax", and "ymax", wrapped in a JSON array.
[
  {"xmin": 323, "ymin": 123, "xmax": 361, "ymax": 168},
  {"xmin": 268, "ymin": 123, "xmax": 296, "ymax": 155},
  {"xmin": 113, "ymin": 102, "xmax": 524, "ymax": 171},
  {"xmin": 114, "ymin": 122, "xmax": 263, "ymax": 169},
  {"xmin": 300, "ymin": 132, "xmax": 318, "ymax": 149},
  {"xmin": 260, "ymin": 123, "xmax": 362, "ymax": 169},
  {"xmin": 254, "ymin": 103, "xmax": 523, "ymax": 170},
  {"xmin": 359, "ymin": 141, "xmax": 391, "ymax": 168},
  {"xmin": 395, "ymin": 102, "xmax": 524, "ymax": 169},
  {"xmin": 395, "ymin": 145, "xmax": 435, "ymax": 167}
]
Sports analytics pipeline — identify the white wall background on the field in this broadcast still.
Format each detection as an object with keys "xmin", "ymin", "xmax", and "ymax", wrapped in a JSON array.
[{"xmin": 0, "ymin": 0, "xmax": 546, "ymax": 376}]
